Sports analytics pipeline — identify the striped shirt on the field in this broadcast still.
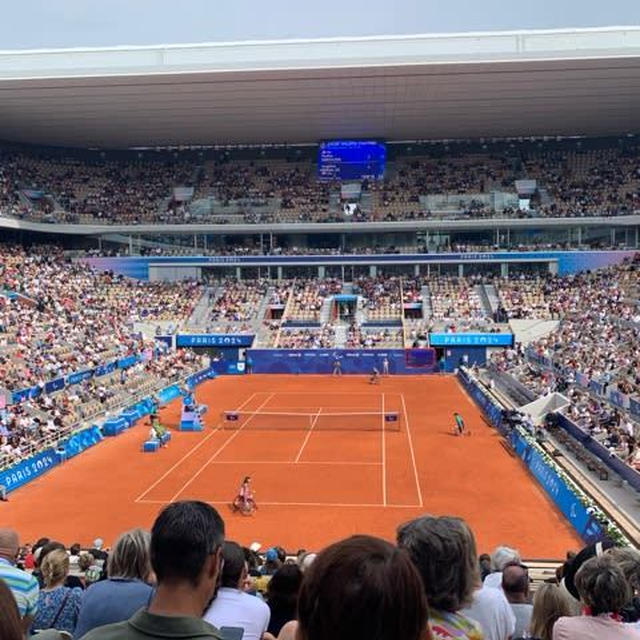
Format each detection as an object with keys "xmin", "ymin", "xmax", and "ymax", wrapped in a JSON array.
[{"xmin": 0, "ymin": 557, "xmax": 39, "ymax": 618}]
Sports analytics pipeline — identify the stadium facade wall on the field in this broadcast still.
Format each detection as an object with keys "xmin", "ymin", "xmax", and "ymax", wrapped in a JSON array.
[
  {"xmin": 0, "ymin": 367, "xmax": 216, "ymax": 495},
  {"xmin": 80, "ymin": 250, "xmax": 637, "ymax": 280},
  {"xmin": 457, "ymin": 368, "xmax": 606, "ymax": 544}
]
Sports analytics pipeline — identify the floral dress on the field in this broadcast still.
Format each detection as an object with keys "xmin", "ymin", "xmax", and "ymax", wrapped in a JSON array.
[{"xmin": 32, "ymin": 585, "xmax": 83, "ymax": 635}]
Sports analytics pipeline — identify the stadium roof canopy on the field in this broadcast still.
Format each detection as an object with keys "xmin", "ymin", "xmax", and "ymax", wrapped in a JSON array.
[{"xmin": 0, "ymin": 26, "xmax": 639, "ymax": 149}]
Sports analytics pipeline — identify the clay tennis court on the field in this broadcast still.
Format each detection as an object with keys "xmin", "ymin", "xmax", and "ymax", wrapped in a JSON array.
[{"xmin": 4, "ymin": 375, "xmax": 580, "ymax": 558}]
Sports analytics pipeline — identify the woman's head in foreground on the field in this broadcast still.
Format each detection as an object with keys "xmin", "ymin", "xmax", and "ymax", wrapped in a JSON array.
[{"xmin": 296, "ymin": 534, "xmax": 429, "ymax": 640}]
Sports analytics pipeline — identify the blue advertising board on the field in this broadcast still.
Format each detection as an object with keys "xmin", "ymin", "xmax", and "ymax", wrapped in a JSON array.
[
  {"xmin": 44, "ymin": 377, "xmax": 66, "ymax": 394},
  {"xmin": 0, "ymin": 448, "xmax": 57, "ymax": 493},
  {"xmin": 59, "ymin": 425, "xmax": 103, "ymax": 460},
  {"xmin": 66, "ymin": 369, "xmax": 94, "ymax": 385},
  {"xmin": 186, "ymin": 367, "xmax": 217, "ymax": 388},
  {"xmin": 176, "ymin": 334, "xmax": 255, "ymax": 348},
  {"xmin": 94, "ymin": 361, "xmax": 117, "ymax": 378},
  {"xmin": 430, "ymin": 333, "xmax": 513, "ymax": 347},
  {"xmin": 249, "ymin": 349, "xmax": 437, "ymax": 375},
  {"xmin": 510, "ymin": 430, "xmax": 604, "ymax": 543}
]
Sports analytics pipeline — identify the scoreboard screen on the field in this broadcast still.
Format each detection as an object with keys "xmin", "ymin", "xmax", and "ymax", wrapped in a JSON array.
[{"xmin": 318, "ymin": 140, "xmax": 386, "ymax": 182}]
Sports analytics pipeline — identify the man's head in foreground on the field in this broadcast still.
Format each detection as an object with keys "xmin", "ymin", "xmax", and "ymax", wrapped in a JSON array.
[{"xmin": 149, "ymin": 500, "xmax": 225, "ymax": 617}]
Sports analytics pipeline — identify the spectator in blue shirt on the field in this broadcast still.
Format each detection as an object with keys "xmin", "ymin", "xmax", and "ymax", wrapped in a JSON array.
[{"xmin": 74, "ymin": 528, "xmax": 154, "ymax": 639}]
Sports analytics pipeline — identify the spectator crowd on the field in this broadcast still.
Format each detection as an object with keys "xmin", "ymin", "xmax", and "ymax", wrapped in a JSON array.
[
  {"xmin": 1, "ymin": 140, "xmax": 638, "ymax": 226},
  {"xmin": 2, "ymin": 505, "xmax": 640, "ymax": 640}
]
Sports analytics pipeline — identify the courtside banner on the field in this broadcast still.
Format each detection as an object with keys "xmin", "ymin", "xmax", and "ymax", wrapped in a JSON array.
[
  {"xmin": 176, "ymin": 334, "xmax": 254, "ymax": 348},
  {"xmin": 429, "ymin": 333, "xmax": 513, "ymax": 347},
  {"xmin": 248, "ymin": 349, "xmax": 437, "ymax": 374},
  {"xmin": 510, "ymin": 429, "xmax": 605, "ymax": 543},
  {"xmin": 0, "ymin": 448, "xmax": 58, "ymax": 494}
]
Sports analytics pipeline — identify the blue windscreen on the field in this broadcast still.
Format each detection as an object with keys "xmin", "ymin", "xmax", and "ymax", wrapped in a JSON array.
[{"xmin": 318, "ymin": 140, "xmax": 386, "ymax": 181}]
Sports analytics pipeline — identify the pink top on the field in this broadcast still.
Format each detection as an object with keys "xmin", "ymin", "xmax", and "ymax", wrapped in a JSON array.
[{"xmin": 553, "ymin": 615, "xmax": 640, "ymax": 640}]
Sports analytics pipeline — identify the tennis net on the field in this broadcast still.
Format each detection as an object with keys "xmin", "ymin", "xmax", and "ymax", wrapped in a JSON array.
[{"xmin": 220, "ymin": 409, "xmax": 401, "ymax": 431}]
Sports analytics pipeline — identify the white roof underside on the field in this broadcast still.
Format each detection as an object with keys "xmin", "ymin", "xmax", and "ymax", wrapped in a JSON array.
[{"xmin": 0, "ymin": 27, "xmax": 639, "ymax": 148}]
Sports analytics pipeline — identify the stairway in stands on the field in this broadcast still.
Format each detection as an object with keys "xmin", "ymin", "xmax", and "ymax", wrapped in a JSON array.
[
  {"xmin": 420, "ymin": 285, "xmax": 433, "ymax": 318},
  {"xmin": 334, "ymin": 324, "xmax": 348, "ymax": 348},
  {"xmin": 537, "ymin": 186, "xmax": 553, "ymax": 207},
  {"xmin": 319, "ymin": 296, "xmax": 333, "ymax": 325},
  {"xmin": 476, "ymin": 284, "xmax": 496, "ymax": 317},
  {"xmin": 186, "ymin": 287, "xmax": 213, "ymax": 328},
  {"xmin": 253, "ymin": 288, "xmax": 273, "ymax": 333},
  {"xmin": 482, "ymin": 283, "xmax": 501, "ymax": 315}
]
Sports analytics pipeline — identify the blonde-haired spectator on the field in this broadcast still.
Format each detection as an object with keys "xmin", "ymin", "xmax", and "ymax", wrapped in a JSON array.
[
  {"xmin": 74, "ymin": 529, "xmax": 155, "ymax": 638},
  {"xmin": 32, "ymin": 549, "xmax": 82, "ymax": 635}
]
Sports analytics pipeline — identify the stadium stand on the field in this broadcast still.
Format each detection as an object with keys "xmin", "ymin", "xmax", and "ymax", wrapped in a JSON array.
[
  {"xmin": 489, "ymin": 256, "xmax": 640, "ymax": 475},
  {"xmin": 1, "ymin": 138, "xmax": 639, "ymax": 226}
]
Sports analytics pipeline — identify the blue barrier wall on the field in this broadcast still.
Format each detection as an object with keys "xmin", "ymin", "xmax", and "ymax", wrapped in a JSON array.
[
  {"xmin": 457, "ymin": 369, "xmax": 606, "ymax": 544},
  {"xmin": 249, "ymin": 349, "xmax": 437, "ymax": 374},
  {"xmin": 0, "ymin": 448, "xmax": 57, "ymax": 493},
  {"xmin": 509, "ymin": 429, "xmax": 605, "ymax": 543},
  {"xmin": 556, "ymin": 414, "xmax": 640, "ymax": 493}
]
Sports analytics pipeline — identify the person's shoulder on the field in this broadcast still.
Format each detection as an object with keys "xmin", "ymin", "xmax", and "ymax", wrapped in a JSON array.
[
  {"xmin": 80, "ymin": 619, "xmax": 131, "ymax": 640},
  {"xmin": 240, "ymin": 589, "xmax": 270, "ymax": 611},
  {"xmin": 475, "ymin": 585, "xmax": 505, "ymax": 603},
  {"xmin": 0, "ymin": 562, "xmax": 37, "ymax": 583},
  {"xmin": 551, "ymin": 616, "xmax": 575, "ymax": 639}
]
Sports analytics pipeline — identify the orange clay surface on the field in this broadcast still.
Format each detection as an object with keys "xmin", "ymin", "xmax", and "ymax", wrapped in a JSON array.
[{"xmin": 3, "ymin": 375, "xmax": 581, "ymax": 558}]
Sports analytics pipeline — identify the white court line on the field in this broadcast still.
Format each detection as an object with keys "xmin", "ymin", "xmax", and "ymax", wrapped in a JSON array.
[
  {"xmin": 381, "ymin": 392, "xmax": 387, "ymax": 506},
  {"xmin": 401, "ymin": 393, "xmax": 424, "ymax": 508},
  {"xmin": 204, "ymin": 460, "xmax": 382, "ymax": 466},
  {"xmin": 138, "ymin": 498, "xmax": 422, "ymax": 508},
  {"xmin": 294, "ymin": 407, "xmax": 322, "ymax": 463},
  {"xmin": 263, "ymin": 391, "xmax": 391, "ymax": 396},
  {"xmin": 134, "ymin": 392, "xmax": 259, "ymax": 503},
  {"xmin": 167, "ymin": 393, "xmax": 275, "ymax": 503}
]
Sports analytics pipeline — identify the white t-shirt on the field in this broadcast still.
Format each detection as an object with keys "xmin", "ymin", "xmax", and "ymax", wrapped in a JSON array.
[
  {"xmin": 483, "ymin": 571, "xmax": 503, "ymax": 589},
  {"xmin": 203, "ymin": 587, "xmax": 270, "ymax": 640},
  {"xmin": 462, "ymin": 587, "xmax": 516, "ymax": 640}
]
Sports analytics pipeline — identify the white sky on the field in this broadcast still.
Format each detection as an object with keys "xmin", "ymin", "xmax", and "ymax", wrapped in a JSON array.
[{"xmin": 0, "ymin": 0, "xmax": 638, "ymax": 49}]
